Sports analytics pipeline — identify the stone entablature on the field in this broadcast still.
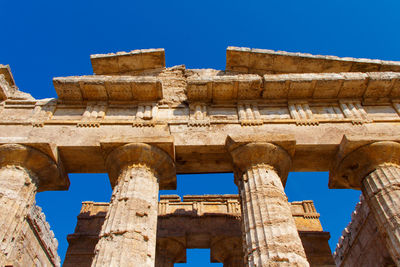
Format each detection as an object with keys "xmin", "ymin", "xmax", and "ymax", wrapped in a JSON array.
[
  {"xmin": 158, "ymin": 195, "xmax": 322, "ymax": 232},
  {"xmin": 2, "ymin": 46, "xmax": 400, "ymax": 266},
  {"xmin": 64, "ymin": 195, "xmax": 334, "ymax": 267},
  {"xmin": 1, "ymin": 48, "xmax": 400, "ymax": 176}
]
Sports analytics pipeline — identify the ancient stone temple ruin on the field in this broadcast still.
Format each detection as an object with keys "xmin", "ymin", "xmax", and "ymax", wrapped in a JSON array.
[{"xmin": 0, "ymin": 47, "xmax": 400, "ymax": 266}]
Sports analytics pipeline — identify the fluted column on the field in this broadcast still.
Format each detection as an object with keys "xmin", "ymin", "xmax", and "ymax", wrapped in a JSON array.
[
  {"xmin": 227, "ymin": 141, "xmax": 309, "ymax": 267},
  {"xmin": 331, "ymin": 141, "xmax": 400, "ymax": 265},
  {"xmin": 155, "ymin": 238, "xmax": 186, "ymax": 267},
  {"xmin": 92, "ymin": 143, "xmax": 176, "ymax": 267},
  {"xmin": 211, "ymin": 237, "xmax": 244, "ymax": 267},
  {"xmin": 0, "ymin": 144, "xmax": 68, "ymax": 265}
]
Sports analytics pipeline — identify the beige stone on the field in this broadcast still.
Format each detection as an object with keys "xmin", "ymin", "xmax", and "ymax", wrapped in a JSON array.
[
  {"xmin": 0, "ymin": 144, "xmax": 66, "ymax": 265},
  {"xmin": 227, "ymin": 140, "xmax": 309, "ymax": 266},
  {"xmin": 1, "ymin": 46, "xmax": 400, "ymax": 266},
  {"xmin": 331, "ymin": 137, "xmax": 400, "ymax": 265},
  {"xmin": 91, "ymin": 143, "xmax": 175, "ymax": 267},
  {"xmin": 64, "ymin": 195, "xmax": 335, "ymax": 267}
]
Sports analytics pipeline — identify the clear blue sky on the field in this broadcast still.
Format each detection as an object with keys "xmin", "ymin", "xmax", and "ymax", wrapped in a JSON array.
[{"xmin": 1, "ymin": 0, "xmax": 399, "ymax": 265}]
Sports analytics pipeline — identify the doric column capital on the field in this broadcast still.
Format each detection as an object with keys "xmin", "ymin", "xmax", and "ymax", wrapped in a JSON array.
[
  {"xmin": 104, "ymin": 143, "xmax": 176, "ymax": 190},
  {"xmin": 330, "ymin": 138, "xmax": 400, "ymax": 189},
  {"xmin": 0, "ymin": 143, "xmax": 69, "ymax": 191},
  {"xmin": 210, "ymin": 236, "xmax": 243, "ymax": 266},
  {"xmin": 155, "ymin": 237, "xmax": 186, "ymax": 266},
  {"xmin": 226, "ymin": 135, "xmax": 295, "ymax": 184}
]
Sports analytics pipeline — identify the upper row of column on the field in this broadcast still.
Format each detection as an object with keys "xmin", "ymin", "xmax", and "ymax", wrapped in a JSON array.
[{"xmin": 0, "ymin": 136, "xmax": 399, "ymax": 266}]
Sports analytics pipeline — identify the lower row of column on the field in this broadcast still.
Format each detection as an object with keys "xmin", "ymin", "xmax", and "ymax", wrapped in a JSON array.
[
  {"xmin": 91, "ymin": 142, "xmax": 310, "ymax": 267},
  {"xmin": 3, "ymin": 141, "xmax": 400, "ymax": 266}
]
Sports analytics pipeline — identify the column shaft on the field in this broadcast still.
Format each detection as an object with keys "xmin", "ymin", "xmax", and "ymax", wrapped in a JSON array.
[
  {"xmin": 361, "ymin": 164, "xmax": 400, "ymax": 264},
  {"xmin": 239, "ymin": 164, "xmax": 308, "ymax": 266},
  {"xmin": 0, "ymin": 166, "xmax": 38, "ymax": 264},
  {"xmin": 92, "ymin": 165, "xmax": 159, "ymax": 267}
]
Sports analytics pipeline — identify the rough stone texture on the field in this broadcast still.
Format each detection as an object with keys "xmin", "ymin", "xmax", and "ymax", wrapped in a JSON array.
[
  {"xmin": 0, "ymin": 165, "xmax": 38, "ymax": 265},
  {"xmin": 226, "ymin": 46, "xmax": 400, "ymax": 74},
  {"xmin": 1, "ymin": 47, "xmax": 400, "ymax": 266},
  {"xmin": 0, "ymin": 202, "xmax": 60, "ymax": 266},
  {"xmin": 8, "ymin": 205, "xmax": 60, "ymax": 267},
  {"xmin": 331, "ymin": 139, "xmax": 400, "ymax": 265},
  {"xmin": 0, "ymin": 143, "xmax": 67, "ymax": 265},
  {"xmin": 90, "ymin": 48, "xmax": 165, "ymax": 75},
  {"xmin": 362, "ymin": 165, "xmax": 400, "ymax": 265},
  {"xmin": 92, "ymin": 166, "xmax": 159, "ymax": 267},
  {"xmin": 155, "ymin": 237, "xmax": 186, "ymax": 267},
  {"xmin": 334, "ymin": 196, "xmax": 395, "ymax": 267},
  {"xmin": 0, "ymin": 65, "xmax": 33, "ymax": 101},
  {"xmin": 91, "ymin": 143, "xmax": 175, "ymax": 267},
  {"xmin": 228, "ymin": 141, "xmax": 309, "ymax": 266},
  {"xmin": 210, "ymin": 236, "xmax": 244, "ymax": 267},
  {"xmin": 64, "ymin": 196, "xmax": 334, "ymax": 267}
]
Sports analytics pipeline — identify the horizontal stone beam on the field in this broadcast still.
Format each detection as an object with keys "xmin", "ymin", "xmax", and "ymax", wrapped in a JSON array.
[
  {"xmin": 226, "ymin": 46, "xmax": 400, "ymax": 74},
  {"xmin": 82, "ymin": 195, "xmax": 322, "ymax": 232},
  {"xmin": 263, "ymin": 71, "xmax": 400, "ymax": 101},
  {"xmin": 90, "ymin": 48, "xmax": 165, "ymax": 75},
  {"xmin": 53, "ymin": 75, "xmax": 163, "ymax": 102},
  {"xmin": 187, "ymin": 74, "xmax": 262, "ymax": 102},
  {"xmin": 187, "ymin": 71, "xmax": 400, "ymax": 102}
]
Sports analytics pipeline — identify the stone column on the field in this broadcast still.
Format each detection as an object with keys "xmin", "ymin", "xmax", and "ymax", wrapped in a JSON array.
[
  {"xmin": 92, "ymin": 143, "xmax": 175, "ymax": 267},
  {"xmin": 227, "ymin": 142, "xmax": 309, "ymax": 267},
  {"xmin": 211, "ymin": 237, "xmax": 244, "ymax": 267},
  {"xmin": 0, "ymin": 144, "xmax": 67, "ymax": 265},
  {"xmin": 155, "ymin": 238, "xmax": 186, "ymax": 267},
  {"xmin": 332, "ymin": 141, "xmax": 400, "ymax": 265}
]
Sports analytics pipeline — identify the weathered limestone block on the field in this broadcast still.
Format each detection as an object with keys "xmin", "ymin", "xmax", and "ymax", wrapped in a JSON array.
[
  {"xmin": 334, "ymin": 195, "xmax": 395, "ymax": 267},
  {"xmin": 0, "ymin": 144, "xmax": 67, "ymax": 265},
  {"xmin": 211, "ymin": 236, "xmax": 244, "ymax": 267},
  {"xmin": 91, "ymin": 48, "xmax": 165, "ymax": 75},
  {"xmin": 0, "ymin": 165, "xmax": 37, "ymax": 265},
  {"xmin": 226, "ymin": 136, "xmax": 309, "ymax": 267},
  {"xmin": 331, "ymin": 138, "xmax": 400, "ymax": 265},
  {"xmin": 155, "ymin": 238, "xmax": 186, "ymax": 267},
  {"xmin": 91, "ymin": 143, "xmax": 175, "ymax": 267},
  {"xmin": 226, "ymin": 46, "xmax": 400, "ymax": 74}
]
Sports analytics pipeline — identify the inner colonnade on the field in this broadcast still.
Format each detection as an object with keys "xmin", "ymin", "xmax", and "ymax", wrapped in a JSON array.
[{"xmin": 0, "ymin": 47, "xmax": 400, "ymax": 266}]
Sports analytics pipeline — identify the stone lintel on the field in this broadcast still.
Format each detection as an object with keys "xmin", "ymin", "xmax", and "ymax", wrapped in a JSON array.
[
  {"xmin": 227, "ymin": 46, "xmax": 400, "ymax": 74},
  {"xmin": 0, "ymin": 143, "xmax": 69, "ymax": 191},
  {"xmin": 90, "ymin": 48, "xmax": 165, "ymax": 75},
  {"xmin": 329, "ymin": 134, "xmax": 400, "ymax": 189},
  {"xmin": 53, "ymin": 75, "xmax": 162, "ymax": 102},
  {"xmin": 101, "ymin": 141, "xmax": 176, "ymax": 190}
]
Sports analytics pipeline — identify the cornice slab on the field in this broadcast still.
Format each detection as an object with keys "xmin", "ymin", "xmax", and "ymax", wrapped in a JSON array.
[
  {"xmin": 227, "ymin": 46, "xmax": 400, "ymax": 74},
  {"xmin": 53, "ymin": 75, "xmax": 162, "ymax": 102},
  {"xmin": 90, "ymin": 48, "xmax": 165, "ymax": 75},
  {"xmin": 263, "ymin": 72, "xmax": 400, "ymax": 101},
  {"xmin": 0, "ymin": 64, "xmax": 15, "ymax": 87},
  {"xmin": 187, "ymin": 74, "xmax": 262, "ymax": 102}
]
